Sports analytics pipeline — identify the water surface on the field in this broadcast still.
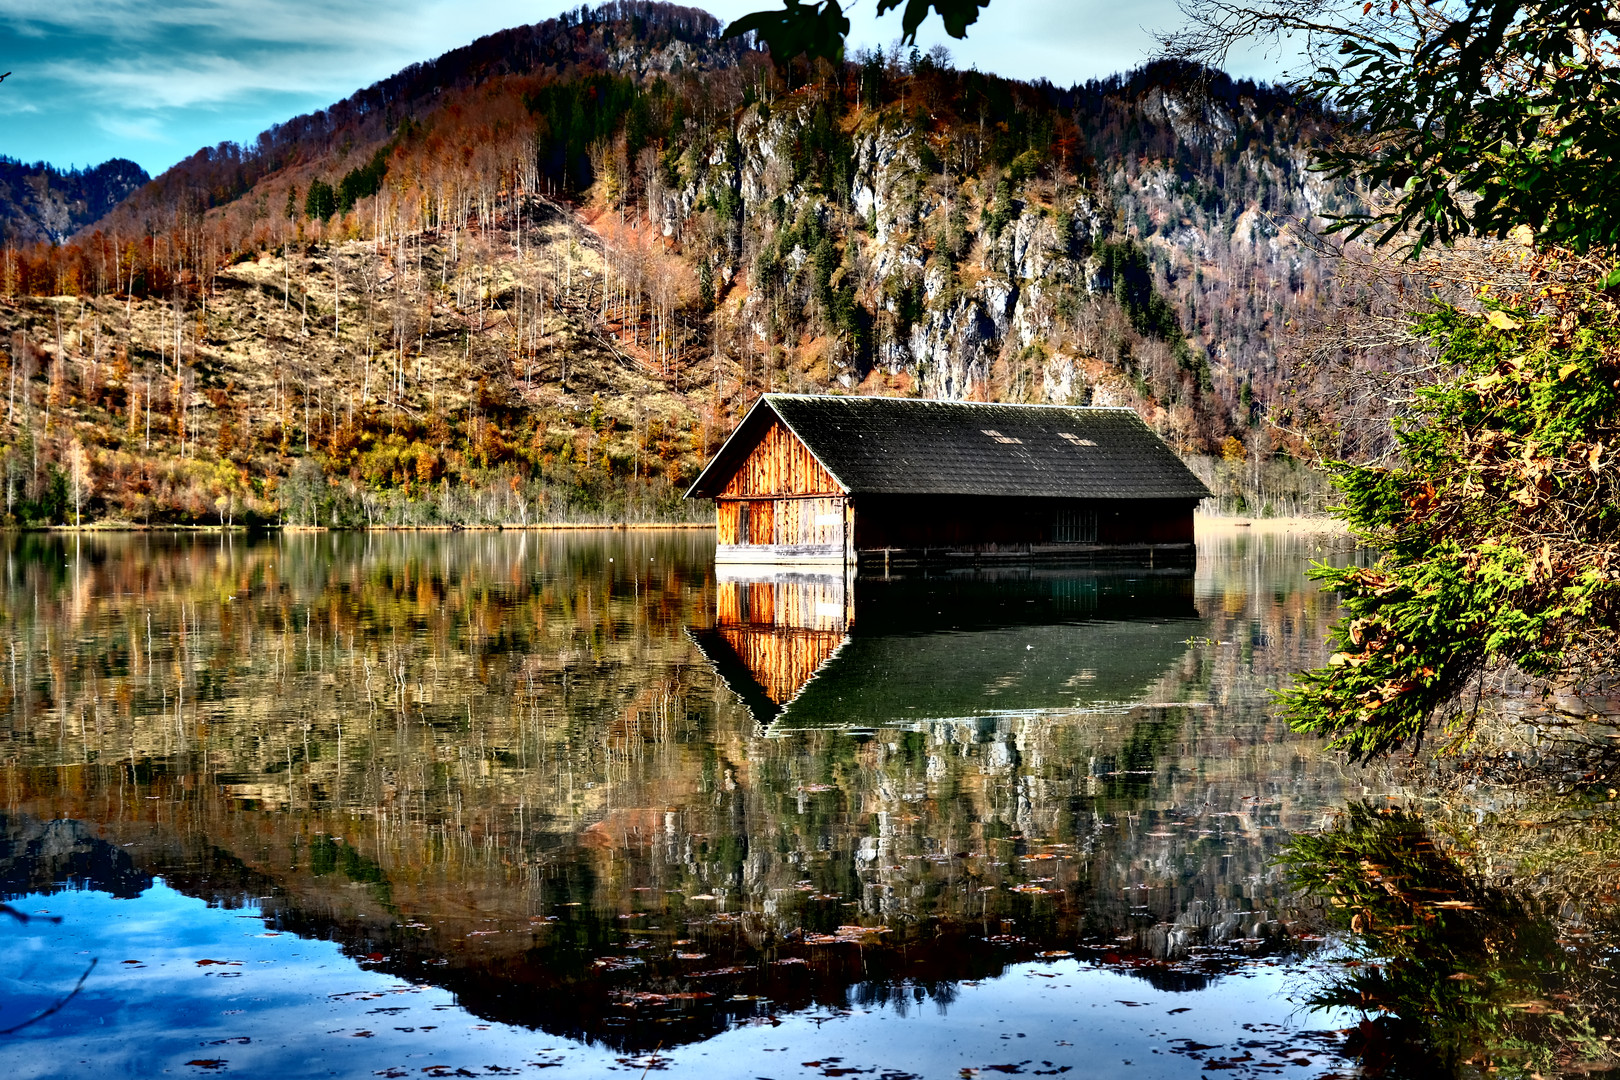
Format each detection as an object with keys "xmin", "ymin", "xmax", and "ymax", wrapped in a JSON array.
[{"xmin": 0, "ymin": 529, "xmax": 1366, "ymax": 1077}]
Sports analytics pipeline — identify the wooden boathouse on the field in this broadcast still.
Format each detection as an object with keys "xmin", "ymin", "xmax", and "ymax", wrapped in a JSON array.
[{"xmin": 685, "ymin": 394, "xmax": 1211, "ymax": 566}]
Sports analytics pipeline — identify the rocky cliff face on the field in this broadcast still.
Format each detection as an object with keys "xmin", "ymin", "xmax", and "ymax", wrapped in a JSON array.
[
  {"xmin": 650, "ymin": 63, "xmax": 1339, "ymax": 440},
  {"xmin": 0, "ymin": 157, "xmax": 149, "ymax": 244}
]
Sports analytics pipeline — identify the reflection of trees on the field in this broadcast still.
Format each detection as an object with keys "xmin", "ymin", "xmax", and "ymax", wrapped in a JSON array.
[
  {"xmin": 0, "ymin": 530, "xmax": 1367, "ymax": 1048},
  {"xmin": 1280, "ymin": 802, "xmax": 1620, "ymax": 1078}
]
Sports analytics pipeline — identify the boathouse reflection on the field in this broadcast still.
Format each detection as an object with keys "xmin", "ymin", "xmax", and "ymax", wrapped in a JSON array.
[{"xmin": 693, "ymin": 565, "xmax": 1201, "ymax": 731}]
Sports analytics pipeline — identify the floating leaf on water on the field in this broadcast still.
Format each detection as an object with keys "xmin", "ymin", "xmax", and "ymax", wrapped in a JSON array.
[
  {"xmin": 615, "ymin": 991, "xmax": 669, "ymax": 1006},
  {"xmin": 592, "ymin": 957, "xmax": 645, "ymax": 972}
]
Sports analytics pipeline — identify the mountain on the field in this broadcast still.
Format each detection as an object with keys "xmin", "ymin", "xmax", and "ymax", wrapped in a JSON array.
[
  {"xmin": 0, "ymin": 157, "xmax": 149, "ymax": 244},
  {"xmin": 0, "ymin": 2, "xmax": 1334, "ymax": 527}
]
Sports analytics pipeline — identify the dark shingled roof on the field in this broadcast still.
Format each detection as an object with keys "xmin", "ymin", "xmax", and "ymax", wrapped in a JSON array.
[{"xmin": 686, "ymin": 394, "xmax": 1212, "ymax": 500}]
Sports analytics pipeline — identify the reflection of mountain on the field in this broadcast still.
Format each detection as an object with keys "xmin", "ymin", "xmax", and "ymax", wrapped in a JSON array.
[
  {"xmin": 694, "ymin": 568, "xmax": 1200, "ymax": 730},
  {"xmin": 0, "ymin": 798, "xmax": 1297, "ymax": 1054},
  {"xmin": 0, "ymin": 813, "xmax": 151, "ymax": 900},
  {"xmin": 0, "ymin": 530, "xmax": 1359, "ymax": 1053}
]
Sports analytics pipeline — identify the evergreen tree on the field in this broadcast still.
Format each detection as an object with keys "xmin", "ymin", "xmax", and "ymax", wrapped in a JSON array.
[{"xmin": 305, "ymin": 178, "xmax": 336, "ymax": 222}]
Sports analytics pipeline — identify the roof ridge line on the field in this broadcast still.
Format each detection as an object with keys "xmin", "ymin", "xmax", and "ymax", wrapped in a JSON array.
[{"xmin": 764, "ymin": 393, "xmax": 1137, "ymax": 412}]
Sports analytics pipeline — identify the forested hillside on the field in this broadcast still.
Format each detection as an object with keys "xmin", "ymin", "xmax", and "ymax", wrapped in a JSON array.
[{"xmin": 0, "ymin": 1, "xmax": 1336, "ymax": 527}]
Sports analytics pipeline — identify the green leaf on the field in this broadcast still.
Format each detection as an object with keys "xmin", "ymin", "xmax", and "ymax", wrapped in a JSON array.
[
  {"xmin": 724, "ymin": 0, "xmax": 852, "ymax": 64},
  {"xmin": 874, "ymin": 0, "xmax": 991, "ymax": 41}
]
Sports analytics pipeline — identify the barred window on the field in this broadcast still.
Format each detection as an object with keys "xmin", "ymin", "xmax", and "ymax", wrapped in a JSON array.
[{"xmin": 1052, "ymin": 506, "xmax": 1098, "ymax": 543}]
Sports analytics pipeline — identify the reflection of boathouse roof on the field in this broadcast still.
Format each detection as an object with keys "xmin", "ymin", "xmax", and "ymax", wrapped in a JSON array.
[
  {"xmin": 687, "ymin": 394, "xmax": 1212, "ymax": 501},
  {"xmin": 762, "ymin": 619, "xmax": 1198, "ymax": 732},
  {"xmin": 693, "ymin": 571, "xmax": 1201, "ymax": 731}
]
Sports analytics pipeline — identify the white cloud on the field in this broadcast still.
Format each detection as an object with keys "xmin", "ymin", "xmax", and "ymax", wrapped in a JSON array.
[
  {"xmin": 7, "ymin": 0, "xmax": 549, "ymax": 108},
  {"xmin": 38, "ymin": 49, "xmax": 370, "ymax": 110},
  {"xmin": 95, "ymin": 113, "xmax": 173, "ymax": 142}
]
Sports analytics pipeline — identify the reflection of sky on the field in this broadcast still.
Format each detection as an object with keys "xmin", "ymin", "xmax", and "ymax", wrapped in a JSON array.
[
  {"xmin": 0, "ymin": 0, "xmax": 1298, "ymax": 177},
  {"xmin": 0, "ymin": 882, "xmax": 1353, "ymax": 1079}
]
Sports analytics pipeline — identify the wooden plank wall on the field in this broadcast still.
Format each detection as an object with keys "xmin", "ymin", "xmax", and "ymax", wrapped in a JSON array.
[
  {"xmin": 717, "ymin": 501, "xmax": 741, "ymax": 545},
  {"xmin": 770, "ymin": 496, "xmax": 845, "ymax": 548},
  {"xmin": 853, "ymin": 496, "xmax": 1198, "ymax": 549},
  {"xmin": 720, "ymin": 419, "xmax": 843, "ymax": 497},
  {"xmin": 716, "ymin": 576, "xmax": 849, "ymax": 632},
  {"xmin": 718, "ymin": 496, "xmax": 845, "ymax": 549},
  {"xmin": 748, "ymin": 501, "xmax": 776, "ymax": 545},
  {"xmin": 718, "ymin": 627, "xmax": 845, "ymax": 704}
]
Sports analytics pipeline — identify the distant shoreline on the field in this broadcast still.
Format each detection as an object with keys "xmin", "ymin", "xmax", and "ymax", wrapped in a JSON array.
[
  {"xmin": 16, "ymin": 518, "xmax": 1343, "ymax": 536},
  {"xmin": 1196, "ymin": 515, "xmax": 1347, "ymax": 536},
  {"xmin": 17, "ymin": 522, "xmax": 715, "ymax": 534}
]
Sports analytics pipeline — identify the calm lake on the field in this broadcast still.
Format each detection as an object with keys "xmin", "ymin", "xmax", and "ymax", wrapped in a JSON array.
[{"xmin": 0, "ymin": 529, "xmax": 1378, "ymax": 1078}]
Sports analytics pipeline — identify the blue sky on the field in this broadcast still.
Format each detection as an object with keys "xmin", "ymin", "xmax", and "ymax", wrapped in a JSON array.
[{"xmin": 0, "ymin": 0, "xmax": 1293, "ymax": 178}]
